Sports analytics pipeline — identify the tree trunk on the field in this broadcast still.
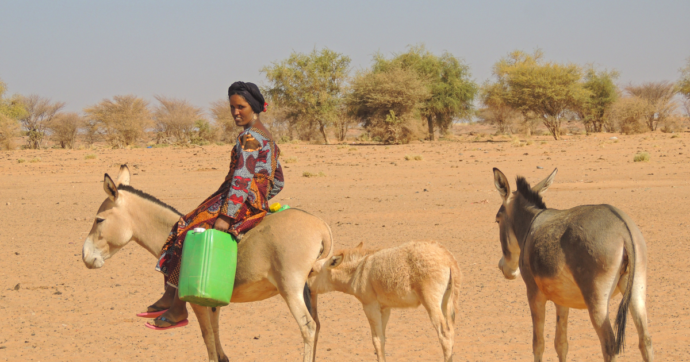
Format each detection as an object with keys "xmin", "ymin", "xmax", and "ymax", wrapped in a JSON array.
[
  {"xmin": 318, "ymin": 121, "xmax": 330, "ymax": 145},
  {"xmin": 426, "ymin": 116, "xmax": 435, "ymax": 141}
]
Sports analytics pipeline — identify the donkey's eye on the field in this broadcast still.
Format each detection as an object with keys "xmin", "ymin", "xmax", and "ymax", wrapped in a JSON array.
[{"xmin": 96, "ymin": 218, "xmax": 105, "ymax": 224}]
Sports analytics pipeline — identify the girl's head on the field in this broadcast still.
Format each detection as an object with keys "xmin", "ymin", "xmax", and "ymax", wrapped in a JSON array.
[{"xmin": 228, "ymin": 82, "xmax": 266, "ymax": 128}]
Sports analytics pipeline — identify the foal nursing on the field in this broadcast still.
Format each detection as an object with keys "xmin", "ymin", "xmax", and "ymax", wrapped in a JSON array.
[
  {"xmin": 309, "ymin": 241, "xmax": 461, "ymax": 362},
  {"xmin": 493, "ymin": 168, "xmax": 653, "ymax": 362}
]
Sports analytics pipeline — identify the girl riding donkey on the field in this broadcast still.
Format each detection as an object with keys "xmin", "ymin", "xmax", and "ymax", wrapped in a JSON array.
[{"xmin": 145, "ymin": 82, "xmax": 284, "ymax": 329}]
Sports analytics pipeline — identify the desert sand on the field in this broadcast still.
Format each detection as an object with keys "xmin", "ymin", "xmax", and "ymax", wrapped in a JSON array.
[{"xmin": 1, "ymin": 129, "xmax": 689, "ymax": 361}]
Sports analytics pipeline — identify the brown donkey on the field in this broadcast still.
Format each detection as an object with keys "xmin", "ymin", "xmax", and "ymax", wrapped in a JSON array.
[{"xmin": 492, "ymin": 168, "xmax": 652, "ymax": 362}]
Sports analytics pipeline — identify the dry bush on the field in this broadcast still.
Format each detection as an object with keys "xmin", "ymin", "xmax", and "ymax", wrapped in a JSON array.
[
  {"xmin": 84, "ymin": 95, "xmax": 151, "ymax": 148},
  {"xmin": 625, "ymin": 82, "xmax": 677, "ymax": 131},
  {"xmin": 606, "ymin": 96, "xmax": 649, "ymax": 134},
  {"xmin": 261, "ymin": 102, "xmax": 292, "ymax": 142},
  {"xmin": 477, "ymin": 107, "xmax": 522, "ymax": 134},
  {"xmin": 209, "ymin": 98, "xmax": 238, "ymax": 143},
  {"xmin": 191, "ymin": 119, "xmax": 218, "ymax": 145},
  {"xmin": 659, "ymin": 115, "xmax": 683, "ymax": 133},
  {"xmin": 18, "ymin": 95, "xmax": 65, "ymax": 149},
  {"xmin": 0, "ymin": 113, "xmax": 20, "ymax": 150},
  {"xmin": 153, "ymin": 96, "xmax": 204, "ymax": 144},
  {"xmin": 48, "ymin": 112, "xmax": 82, "ymax": 149}
]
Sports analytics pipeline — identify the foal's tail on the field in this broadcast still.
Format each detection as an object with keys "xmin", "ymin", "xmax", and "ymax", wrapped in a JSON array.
[
  {"xmin": 443, "ymin": 264, "xmax": 462, "ymax": 327},
  {"xmin": 609, "ymin": 206, "xmax": 637, "ymax": 355}
]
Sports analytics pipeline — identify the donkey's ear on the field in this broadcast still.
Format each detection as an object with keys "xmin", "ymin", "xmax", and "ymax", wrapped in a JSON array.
[
  {"xmin": 355, "ymin": 242, "xmax": 364, "ymax": 249},
  {"xmin": 493, "ymin": 168, "xmax": 510, "ymax": 201},
  {"xmin": 104, "ymin": 174, "xmax": 118, "ymax": 202},
  {"xmin": 116, "ymin": 164, "xmax": 131, "ymax": 186},
  {"xmin": 532, "ymin": 168, "xmax": 558, "ymax": 195},
  {"xmin": 328, "ymin": 255, "xmax": 344, "ymax": 268}
]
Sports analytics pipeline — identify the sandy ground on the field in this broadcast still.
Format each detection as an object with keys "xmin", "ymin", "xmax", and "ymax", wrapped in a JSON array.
[{"xmin": 1, "ymin": 129, "xmax": 689, "ymax": 362}]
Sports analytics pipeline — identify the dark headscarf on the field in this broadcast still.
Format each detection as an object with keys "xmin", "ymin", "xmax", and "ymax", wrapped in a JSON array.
[{"xmin": 228, "ymin": 81, "xmax": 266, "ymax": 113}]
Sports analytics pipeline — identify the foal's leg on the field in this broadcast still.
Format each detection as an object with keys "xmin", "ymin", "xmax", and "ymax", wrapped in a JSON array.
[
  {"xmin": 309, "ymin": 291, "xmax": 320, "ymax": 362},
  {"xmin": 527, "ymin": 290, "xmax": 547, "ymax": 362},
  {"xmin": 280, "ymin": 284, "xmax": 317, "ymax": 362},
  {"xmin": 190, "ymin": 303, "xmax": 219, "ymax": 362},
  {"xmin": 362, "ymin": 302, "xmax": 386, "ymax": 362},
  {"xmin": 210, "ymin": 307, "xmax": 228, "ymax": 362},
  {"xmin": 554, "ymin": 304, "xmax": 569, "ymax": 362},
  {"xmin": 421, "ymin": 293, "xmax": 454, "ymax": 362}
]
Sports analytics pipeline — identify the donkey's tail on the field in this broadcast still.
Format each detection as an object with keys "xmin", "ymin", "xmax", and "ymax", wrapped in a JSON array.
[
  {"xmin": 608, "ymin": 206, "xmax": 637, "ymax": 355},
  {"xmin": 443, "ymin": 264, "xmax": 462, "ymax": 327},
  {"xmin": 317, "ymin": 221, "xmax": 334, "ymax": 261}
]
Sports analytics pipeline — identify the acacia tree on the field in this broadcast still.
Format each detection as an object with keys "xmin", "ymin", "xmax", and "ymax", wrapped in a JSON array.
[
  {"xmin": 84, "ymin": 95, "xmax": 151, "ymax": 148},
  {"xmin": 0, "ymin": 79, "xmax": 26, "ymax": 150},
  {"xmin": 153, "ymin": 96, "xmax": 204, "ymax": 144},
  {"xmin": 48, "ymin": 112, "xmax": 82, "ymax": 149},
  {"xmin": 263, "ymin": 48, "xmax": 351, "ymax": 144},
  {"xmin": 347, "ymin": 66, "xmax": 430, "ymax": 144},
  {"xmin": 625, "ymin": 81, "xmax": 677, "ymax": 131},
  {"xmin": 479, "ymin": 82, "xmax": 522, "ymax": 134},
  {"xmin": 373, "ymin": 45, "xmax": 477, "ymax": 140},
  {"xmin": 494, "ymin": 50, "xmax": 589, "ymax": 140},
  {"xmin": 18, "ymin": 95, "xmax": 65, "ymax": 149},
  {"xmin": 578, "ymin": 67, "xmax": 619, "ymax": 133}
]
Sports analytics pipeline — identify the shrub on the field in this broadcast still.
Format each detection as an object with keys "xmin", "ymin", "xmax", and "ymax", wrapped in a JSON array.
[
  {"xmin": 633, "ymin": 152, "xmax": 650, "ymax": 162},
  {"xmin": 404, "ymin": 155, "xmax": 423, "ymax": 161},
  {"xmin": 607, "ymin": 96, "xmax": 649, "ymax": 134},
  {"xmin": 29, "ymin": 157, "xmax": 41, "ymax": 163},
  {"xmin": 0, "ymin": 114, "xmax": 20, "ymax": 150},
  {"xmin": 283, "ymin": 157, "xmax": 297, "ymax": 164},
  {"xmin": 83, "ymin": 95, "xmax": 152, "ymax": 148},
  {"xmin": 85, "ymin": 154, "xmax": 97, "ymax": 160},
  {"xmin": 17, "ymin": 158, "xmax": 25, "ymax": 163},
  {"xmin": 48, "ymin": 112, "xmax": 82, "ymax": 149},
  {"xmin": 153, "ymin": 96, "xmax": 204, "ymax": 144},
  {"xmin": 302, "ymin": 171, "xmax": 326, "ymax": 178}
]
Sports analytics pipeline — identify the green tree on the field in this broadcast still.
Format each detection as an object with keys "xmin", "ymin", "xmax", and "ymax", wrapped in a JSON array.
[
  {"xmin": 263, "ymin": 48, "xmax": 351, "ymax": 144},
  {"xmin": 479, "ymin": 81, "xmax": 522, "ymax": 134},
  {"xmin": 84, "ymin": 95, "xmax": 151, "ymax": 148},
  {"xmin": 347, "ymin": 66, "xmax": 430, "ymax": 144},
  {"xmin": 0, "ymin": 79, "xmax": 27, "ymax": 150},
  {"xmin": 18, "ymin": 95, "xmax": 65, "ymax": 149},
  {"xmin": 578, "ymin": 67, "xmax": 619, "ymax": 133},
  {"xmin": 372, "ymin": 45, "xmax": 477, "ymax": 140},
  {"xmin": 495, "ymin": 50, "xmax": 589, "ymax": 140}
]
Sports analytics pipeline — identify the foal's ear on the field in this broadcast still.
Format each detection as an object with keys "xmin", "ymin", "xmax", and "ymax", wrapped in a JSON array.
[
  {"xmin": 532, "ymin": 168, "xmax": 558, "ymax": 195},
  {"xmin": 328, "ymin": 255, "xmax": 344, "ymax": 268},
  {"xmin": 116, "ymin": 164, "xmax": 131, "ymax": 186},
  {"xmin": 493, "ymin": 168, "xmax": 510, "ymax": 201},
  {"xmin": 104, "ymin": 174, "xmax": 119, "ymax": 202}
]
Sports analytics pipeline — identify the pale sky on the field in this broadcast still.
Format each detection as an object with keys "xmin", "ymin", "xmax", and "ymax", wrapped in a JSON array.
[{"xmin": 1, "ymin": 0, "xmax": 689, "ymax": 112}]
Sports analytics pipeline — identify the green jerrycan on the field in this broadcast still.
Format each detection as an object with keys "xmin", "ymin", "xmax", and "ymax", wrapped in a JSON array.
[{"xmin": 178, "ymin": 228, "xmax": 237, "ymax": 307}]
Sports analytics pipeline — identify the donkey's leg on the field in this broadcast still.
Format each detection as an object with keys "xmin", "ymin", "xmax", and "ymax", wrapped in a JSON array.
[
  {"xmin": 618, "ymin": 269, "xmax": 653, "ymax": 361},
  {"xmin": 527, "ymin": 290, "xmax": 547, "ymax": 362},
  {"xmin": 190, "ymin": 303, "xmax": 219, "ymax": 362},
  {"xmin": 280, "ymin": 284, "xmax": 317, "ymax": 362},
  {"xmin": 585, "ymin": 297, "xmax": 617, "ymax": 362},
  {"xmin": 554, "ymin": 304, "xmax": 569, "ymax": 362},
  {"xmin": 362, "ymin": 302, "xmax": 386, "ymax": 362},
  {"xmin": 309, "ymin": 290, "xmax": 320, "ymax": 362},
  {"xmin": 421, "ymin": 294, "xmax": 454, "ymax": 362},
  {"xmin": 210, "ymin": 307, "xmax": 228, "ymax": 362}
]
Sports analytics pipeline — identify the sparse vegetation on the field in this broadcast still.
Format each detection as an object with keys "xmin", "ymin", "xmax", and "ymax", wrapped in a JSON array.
[
  {"xmin": 634, "ymin": 152, "xmax": 650, "ymax": 162},
  {"xmin": 85, "ymin": 153, "xmax": 97, "ymax": 160},
  {"xmin": 404, "ymin": 155, "xmax": 423, "ymax": 161},
  {"xmin": 283, "ymin": 157, "xmax": 298, "ymax": 164},
  {"xmin": 302, "ymin": 171, "xmax": 326, "ymax": 178},
  {"xmin": 83, "ymin": 95, "xmax": 151, "ymax": 148},
  {"xmin": 18, "ymin": 95, "xmax": 65, "ymax": 149},
  {"xmin": 29, "ymin": 157, "xmax": 41, "ymax": 163},
  {"xmin": 48, "ymin": 112, "xmax": 82, "ymax": 149},
  {"xmin": 17, "ymin": 158, "xmax": 25, "ymax": 163}
]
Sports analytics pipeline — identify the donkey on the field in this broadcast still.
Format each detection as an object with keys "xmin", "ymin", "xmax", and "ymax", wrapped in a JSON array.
[
  {"xmin": 492, "ymin": 168, "xmax": 653, "ymax": 362},
  {"xmin": 82, "ymin": 165, "xmax": 334, "ymax": 362},
  {"xmin": 309, "ymin": 241, "xmax": 462, "ymax": 362}
]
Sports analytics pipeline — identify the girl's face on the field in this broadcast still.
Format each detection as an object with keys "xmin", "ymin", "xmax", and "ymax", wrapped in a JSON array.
[{"xmin": 230, "ymin": 94, "xmax": 255, "ymax": 128}]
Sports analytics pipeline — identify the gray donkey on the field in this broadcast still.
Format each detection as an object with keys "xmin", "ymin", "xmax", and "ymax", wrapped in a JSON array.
[{"xmin": 492, "ymin": 168, "xmax": 652, "ymax": 362}]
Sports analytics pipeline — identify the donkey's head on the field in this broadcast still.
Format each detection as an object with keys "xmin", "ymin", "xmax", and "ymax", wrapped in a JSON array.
[
  {"xmin": 82, "ymin": 165, "xmax": 134, "ymax": 269},
  {"xmin": 492, "ymin": 167, "xmax": 557, "ymax": 280}
]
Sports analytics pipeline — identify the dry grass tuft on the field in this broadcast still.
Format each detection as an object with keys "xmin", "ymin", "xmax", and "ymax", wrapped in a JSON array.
[
  {"xmin": 85, "ymin": 154, "xmax": 97, "ymax": 160},
  {"xmin": 404, "ymin": 155, "xmax": 423, "ymax": 161},
  {"xmin": 634, "ymin": 152, "xmax": 650, "ymax": 162}
]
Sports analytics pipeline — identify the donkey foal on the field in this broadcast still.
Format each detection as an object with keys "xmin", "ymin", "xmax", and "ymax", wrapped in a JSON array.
[{"xmin": 309, "ymin": 241, "xmax": 462, "ymax": 362}]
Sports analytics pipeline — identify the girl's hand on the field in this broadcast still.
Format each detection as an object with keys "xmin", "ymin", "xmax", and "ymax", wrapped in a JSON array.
[{"xmin": 214, "ymin": 215, "xmax": 231, "ymax": 231}]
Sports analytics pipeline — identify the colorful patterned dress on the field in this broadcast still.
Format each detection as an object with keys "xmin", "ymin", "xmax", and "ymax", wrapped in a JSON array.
[{"xmin": 156, "ymin": 124, "xmax": 284, "ymax": 287}]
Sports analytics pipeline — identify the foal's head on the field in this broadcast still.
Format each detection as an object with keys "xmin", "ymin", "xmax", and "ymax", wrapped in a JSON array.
[{"xmin": 492, "ymin": 168, "xmax": 557, "ymax": 280}]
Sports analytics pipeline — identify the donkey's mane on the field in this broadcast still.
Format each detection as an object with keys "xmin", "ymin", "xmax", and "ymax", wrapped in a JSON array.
[
  {"xmin": 117, "ymin": 185, "xmax": 183, "ymax": 216},
  {"xmin": 516, "ymin": 176, "xmax": 546, "ymax": 209}
]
